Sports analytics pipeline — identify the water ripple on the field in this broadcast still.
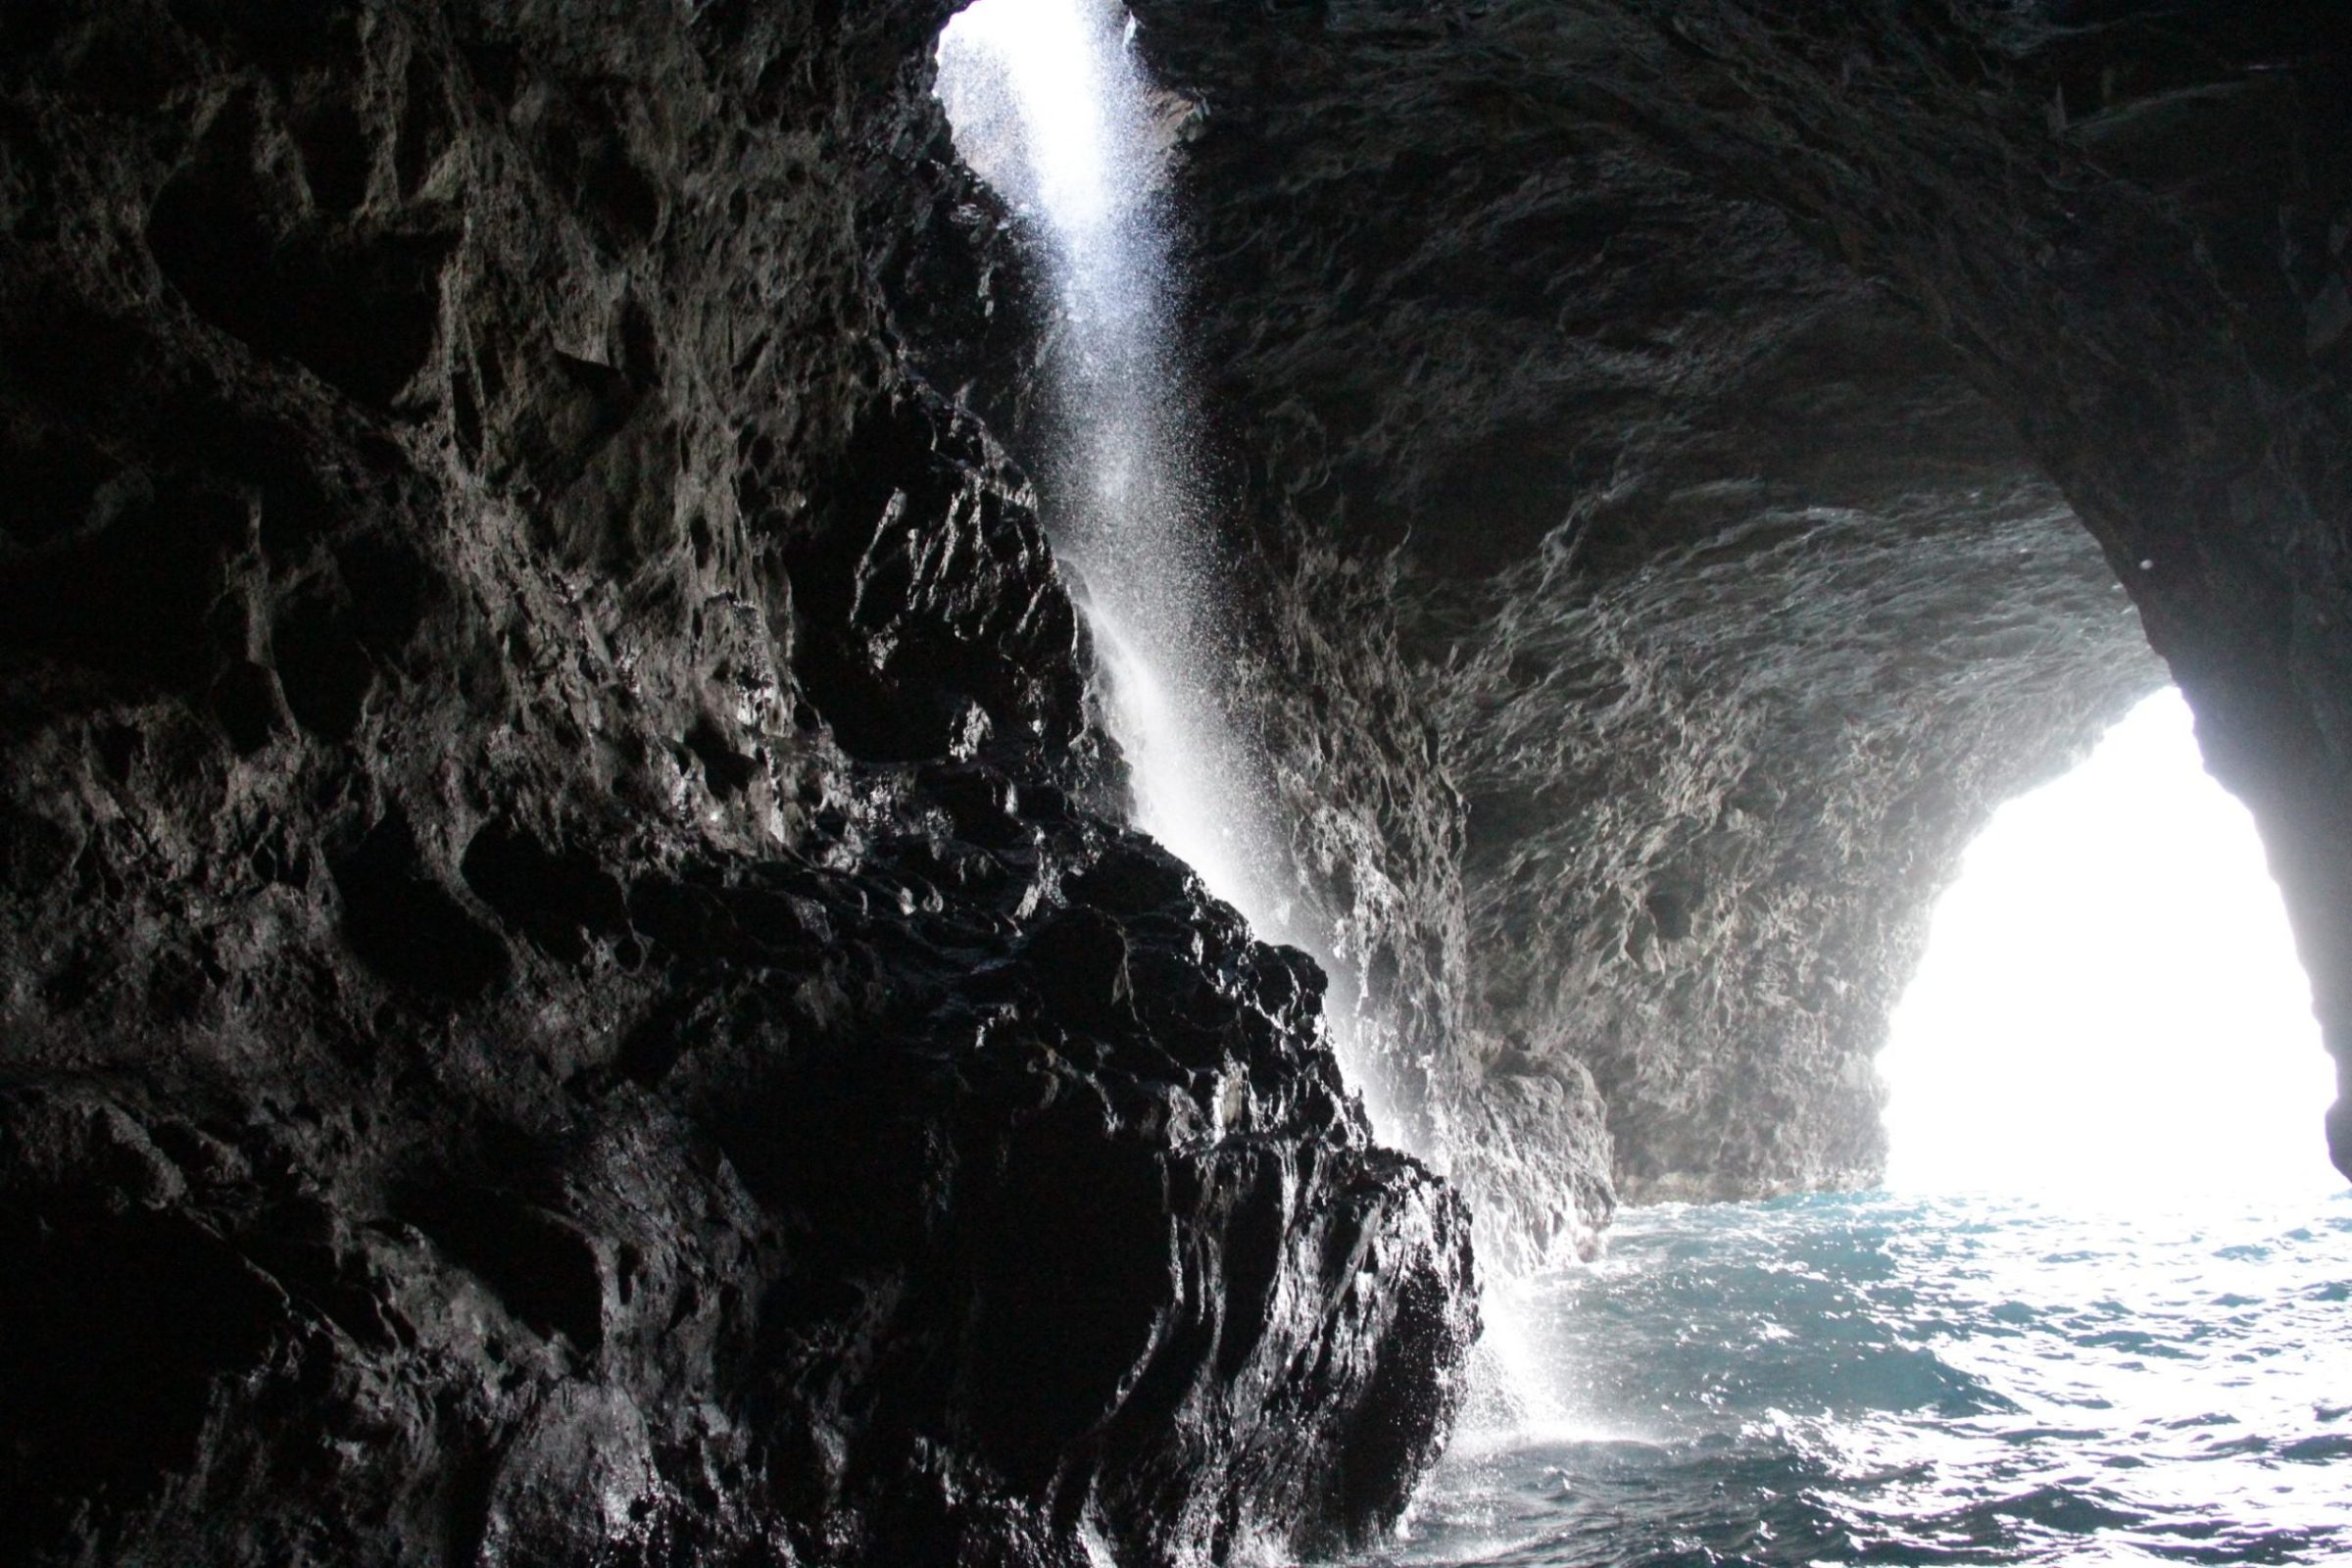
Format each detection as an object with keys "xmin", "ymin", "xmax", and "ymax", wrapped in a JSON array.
[{"xmin": 1364, "ymin": 1188, "xmax": 2352, "ymax": 1567}]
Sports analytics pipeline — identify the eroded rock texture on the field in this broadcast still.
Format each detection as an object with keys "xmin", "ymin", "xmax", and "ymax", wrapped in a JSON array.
[
  {"xmin": 7, "ymin": 0, "xmax": 2351, "ymax": 1557},
  {"xmin": 0, "ymin": 2, "xmax": 1473, "ymax": 1562},
  {"xmin": 1111, "ymin": 0, "xmax": 2350, "ymax": 1245}
]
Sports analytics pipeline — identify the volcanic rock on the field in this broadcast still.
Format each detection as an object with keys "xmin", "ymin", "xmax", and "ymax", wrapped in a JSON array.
[{"xmin": 0, "ymin": 2, "xmax": 1474, "ymax": 1562}]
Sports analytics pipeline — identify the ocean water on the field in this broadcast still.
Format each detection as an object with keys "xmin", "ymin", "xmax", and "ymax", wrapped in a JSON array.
[{"xmin": 1372, "ymin": 1187, "xmax": 2352, "ymax": 1567}]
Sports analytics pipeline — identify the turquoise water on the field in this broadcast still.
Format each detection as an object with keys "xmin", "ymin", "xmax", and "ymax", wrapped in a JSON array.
[{"xmin": 1374, "ymin": 1189, "xmax": 2352, "ymax": 1567}]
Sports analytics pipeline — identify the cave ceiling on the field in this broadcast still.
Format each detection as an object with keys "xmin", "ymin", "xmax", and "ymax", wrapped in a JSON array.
[{"xmin": 1042, "ymin": 0, "xmax": 2352, "ymax": 1217}]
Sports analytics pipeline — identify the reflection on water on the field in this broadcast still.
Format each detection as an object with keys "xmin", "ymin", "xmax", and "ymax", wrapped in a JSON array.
[{"xmin": 1371, "ymin": 1188, "xmax": 2352, "ymax": 1567}]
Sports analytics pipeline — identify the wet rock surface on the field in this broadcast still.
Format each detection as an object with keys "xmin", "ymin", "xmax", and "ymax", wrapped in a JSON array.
[
  {"xmin": 7, "ymin": 0, "xmax": 2352, "ymax": 1558},
  {"xmin": 1120, "ymin": 0, "xmax": 2351, "ymax": 1237},
  {"xmin": 0, "ymin": 2, "xmax": 1472, "ymax": 1562}
]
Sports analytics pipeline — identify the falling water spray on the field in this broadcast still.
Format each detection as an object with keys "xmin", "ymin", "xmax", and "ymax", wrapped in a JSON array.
[
  {"xmin": 934, "ymin": 0, "xmax": 1566, "ymax": 1446},
  {"xmin": 933, "ymin": 0, "xmax": 1396, "ymax": 1116}
]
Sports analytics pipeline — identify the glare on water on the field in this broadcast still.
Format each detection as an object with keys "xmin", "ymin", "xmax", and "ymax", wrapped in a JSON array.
[{"xmin": 1375, "ymin": 1189, "xmax": 2352, "ymax": 1568}]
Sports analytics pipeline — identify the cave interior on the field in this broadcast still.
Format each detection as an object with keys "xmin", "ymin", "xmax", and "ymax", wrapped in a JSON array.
[{"xmin": 0, "ymin": 0, "xmax": 2346, "ymax": 1562}]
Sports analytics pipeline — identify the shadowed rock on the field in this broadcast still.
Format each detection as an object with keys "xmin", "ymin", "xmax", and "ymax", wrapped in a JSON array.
[{"xmin": 0, "ymin": 1, "xmax": 1473, "ymax": 1562}]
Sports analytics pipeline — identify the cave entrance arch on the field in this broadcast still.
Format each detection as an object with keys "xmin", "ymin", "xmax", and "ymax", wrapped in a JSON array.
[{"xmin": 1878, "ymin": 687, "xmax": 2336, "ymax": 1198}]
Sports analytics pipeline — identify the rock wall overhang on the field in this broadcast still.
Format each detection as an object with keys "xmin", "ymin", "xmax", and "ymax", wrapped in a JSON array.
[{"xmin": 1115, "ymin": 0, "xmax": 2349, "ymax": 1229}]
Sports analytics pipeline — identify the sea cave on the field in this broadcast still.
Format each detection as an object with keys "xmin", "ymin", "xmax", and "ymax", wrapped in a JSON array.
[{"xmin": 0, "ymin": 1, "xmax": 2346, "ymax": 1564}]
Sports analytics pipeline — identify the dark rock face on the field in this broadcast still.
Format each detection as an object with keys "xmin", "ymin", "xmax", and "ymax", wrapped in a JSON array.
[
  {"xmin": 1115, "ymin": 0, "xmax": 2350, "ymax": 1238},
  {"xmin": 0, "ymin": 2, "xmax": 1473, "ymax": 1562},
  {"xmin": 8, "ymin": 0, "xmax": 2350, "ymax": 1555}
]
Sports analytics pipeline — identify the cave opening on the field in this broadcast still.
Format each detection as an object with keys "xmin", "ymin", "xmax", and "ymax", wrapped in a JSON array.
[
  {"xmin": 1402, "ymin": 690, "xmax": 2352, "ymax": 1568},
  {"xmin": 1878, "ymin": 686, "xmax": 2337, "ymax": 1200}
]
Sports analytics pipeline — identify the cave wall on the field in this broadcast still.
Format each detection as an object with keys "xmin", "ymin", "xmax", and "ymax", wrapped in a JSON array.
[
  {"xmin": 0, "ymin": 2, "xmax": 1474, "ymax": 1562},
  {"xmin": 1121, "ymin": 0, "xmax": 2343, "ymax": 1241},
  {"xmin": 5, "ymin": 0, "xmax": 2348, "ymax": 1556}
]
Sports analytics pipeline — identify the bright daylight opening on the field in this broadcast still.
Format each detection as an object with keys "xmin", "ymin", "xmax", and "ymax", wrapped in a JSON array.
[{"xmin": 1879, "ymin": 687, "xmax": 2338, "ymax": 1197}]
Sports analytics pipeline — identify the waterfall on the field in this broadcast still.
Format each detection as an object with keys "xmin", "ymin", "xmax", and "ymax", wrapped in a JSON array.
[
  {"xmin": 933, "ymin": 0, "xmax": 1568, "ymax": 1453},
  {"xmin": 933, "ymin": 0, "xmax": 1397, "ymax": 1135}
]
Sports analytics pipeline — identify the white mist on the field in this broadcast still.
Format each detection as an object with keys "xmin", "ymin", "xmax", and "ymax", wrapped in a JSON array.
[
  {"xmin": 935, "ymin": 0, "xmax": 1585, "ymax": 1467},
  {"xmin": 934, "ymin": 0, "xmax": 1405, "ymax": 1131}
]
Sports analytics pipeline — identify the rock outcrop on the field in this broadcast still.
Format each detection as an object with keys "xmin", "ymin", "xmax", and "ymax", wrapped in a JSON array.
[{"xmin": 0, "ymin": 3, "xmax": 1472, "ymax": 1562}]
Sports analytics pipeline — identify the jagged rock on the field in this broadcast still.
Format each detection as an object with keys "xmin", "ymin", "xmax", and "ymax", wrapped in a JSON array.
[
  {"xmin": 0, "ymin": 1, "xmax": 1473, "ymax": 1562},
  {"xmin": 7, "ymin": 0, "xmax": 2351, "ymax": 1557}
]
